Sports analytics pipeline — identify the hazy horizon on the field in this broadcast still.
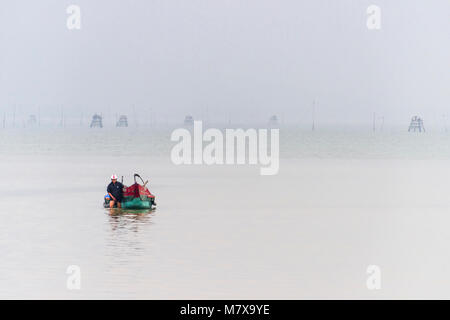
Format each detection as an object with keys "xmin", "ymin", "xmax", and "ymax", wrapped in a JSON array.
[{"xmin": 1, "ymin": 0, "xmax": 449, "ymax": 126}]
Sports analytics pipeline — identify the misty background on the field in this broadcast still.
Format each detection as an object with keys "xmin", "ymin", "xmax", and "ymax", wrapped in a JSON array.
[
  {"xmin": 0, "ymin": 0, "xmax": 449, "ymax": 127},
  {"xmin": 2, "ymin": 1, "xmax": 450, "ymax": 299}
]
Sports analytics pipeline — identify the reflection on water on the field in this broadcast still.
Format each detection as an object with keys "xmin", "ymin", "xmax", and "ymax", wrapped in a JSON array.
[
  {"xmin": 4, "ymin": 128, "xmax": 450, "ymax": 298},
  {"xmin": 104, "ymin": 208, "xmax": 157, "ymax": 278},
  {"xmin": 107, "ymin": 208, "xmax": 155, "ymax": 233}
]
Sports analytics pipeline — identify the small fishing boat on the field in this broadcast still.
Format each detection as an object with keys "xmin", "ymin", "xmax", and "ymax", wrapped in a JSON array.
[{"xmin": 104, "ymin": 174, "xmax": 156, "ymax": 209}]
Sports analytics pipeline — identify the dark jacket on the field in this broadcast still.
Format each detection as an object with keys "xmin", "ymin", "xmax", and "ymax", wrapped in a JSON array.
[{"xmin": 107, "ymin": 181, "xmax": 124, "ymax": 201}]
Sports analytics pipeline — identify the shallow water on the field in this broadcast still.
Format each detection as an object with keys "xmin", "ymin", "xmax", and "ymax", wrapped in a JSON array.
[{"xmin": 1, "ymin": 127, "xmax": 450, "ymax": 298}]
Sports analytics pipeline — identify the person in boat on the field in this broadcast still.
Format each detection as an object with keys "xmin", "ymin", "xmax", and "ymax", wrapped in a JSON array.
[{"xmin": 107, "ymin": 174, "xmax": 124, "ymax": 208}]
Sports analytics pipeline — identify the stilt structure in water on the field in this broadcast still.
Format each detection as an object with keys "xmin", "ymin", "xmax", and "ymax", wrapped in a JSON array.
[
  {"xmin": 90, "ymin": 114, "xmax": 103, "ymax": 128},
  {"xmin": 116, "ymin": 115, "xmax": 128, "ymax": 127},
  {"xmin": 27, "ymin": 115, "xmax": 37, "ymax": 127},
  {"xmin": 408, "ymin": 116, "xmax": 425, "ymax": 132},
  {"xmin": 184, "ymin": 115, "xmax": 194, "ymax": 126},
  {"xmin": 268, "ymin": 115, "xmax": 279, "ymax": 127}
]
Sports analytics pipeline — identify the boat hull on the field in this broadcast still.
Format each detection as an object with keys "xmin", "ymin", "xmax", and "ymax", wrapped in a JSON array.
[
  {"xmin": 103, "ymin": 197, "xmax": 155, "ymax": 209},
  {"xmin": 122, "ymin": 197, "xmax": 153, "ymax": 209}
]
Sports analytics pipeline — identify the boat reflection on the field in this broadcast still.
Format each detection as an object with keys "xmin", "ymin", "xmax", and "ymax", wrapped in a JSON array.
[
  {"xmin": 105, "ymin": 208, "xmax": 156, "ymax": 264},
  {"xmin": 107, "ymin": 208, "xmax": 155, "ymax": 233},
  {"xmin": 109, "ymin": 208, "xmax": 155, "ymax": 216}
]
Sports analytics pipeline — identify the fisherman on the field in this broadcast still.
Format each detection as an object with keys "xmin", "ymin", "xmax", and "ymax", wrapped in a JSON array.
[{"xmin": 107, "ymin": 174, "xmax": 124, "ymax": 208}]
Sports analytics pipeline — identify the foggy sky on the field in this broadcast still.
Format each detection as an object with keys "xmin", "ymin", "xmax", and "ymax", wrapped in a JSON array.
[{"xmin": 0, "ymin": 0, "xmax": 449, "ymax": 126}]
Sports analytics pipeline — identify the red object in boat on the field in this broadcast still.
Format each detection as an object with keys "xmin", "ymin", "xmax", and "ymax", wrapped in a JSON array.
[{"xmin": 123, "ymin": 183, "xmax": 155, "ymax": 199}]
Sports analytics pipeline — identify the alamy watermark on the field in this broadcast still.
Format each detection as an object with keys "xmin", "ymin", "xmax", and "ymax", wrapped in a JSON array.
[
  {"xmin": 170, "ymin": 121, "xmax": 279, "ymax": 175},
  {"xmin": 366, "ymin": 265, "xmax": 381, "ymax": 290},
  {"xmin": 66, "ymin": 5, "xmax": 81, "ymax": 30},
  {"xmin": 66, "ymin": 265, "xmax": 81, "ymax": 290},
  {"xmin": 366, "ymin": 5, "xmax": 381, "ymax": 30}
]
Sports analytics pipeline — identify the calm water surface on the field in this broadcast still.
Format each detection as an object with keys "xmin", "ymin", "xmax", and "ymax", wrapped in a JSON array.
[{"xmin": 1, "ymin": 127, "xmax": 450, "ymax": 298}]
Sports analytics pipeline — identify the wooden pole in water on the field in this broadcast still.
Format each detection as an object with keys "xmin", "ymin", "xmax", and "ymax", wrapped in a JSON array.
[
  {"xmin": 372, "ymin": 112, "xmax": 376, "ymax": 132},
  {"xmin": 148, "ymin": 108, "xmax": 152, "ymax": 127},
  {"xmin": 60, "ymin": 106, "xmax": 64, "ymax": 128},
  {"xmin": 13, "ymin": 105, "xmax": 16, "ymax": 128},
  {"xmin": 133, "ymin": 104, "xmax": 137, "ymax": 127},
  {"xmin": 312, "ymin": 99, "xmax": 316, "ymax": 131}
]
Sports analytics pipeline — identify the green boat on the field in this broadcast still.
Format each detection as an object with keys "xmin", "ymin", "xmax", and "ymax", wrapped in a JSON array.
[{"xmin": 104, "ymin": 174, "xmax": 156, "ymax": 209}]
